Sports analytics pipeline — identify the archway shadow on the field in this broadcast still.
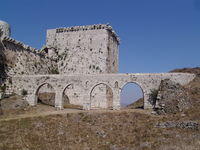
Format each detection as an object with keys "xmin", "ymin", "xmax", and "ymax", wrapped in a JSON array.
[{"xmin": 35, "ymin": 83, "xmax": 55, "ymax": 107}]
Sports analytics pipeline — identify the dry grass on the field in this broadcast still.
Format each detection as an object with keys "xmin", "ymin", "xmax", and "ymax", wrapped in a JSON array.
[
  {"xmin": 63, "ymin": 104, "xmax": 83, "ymax": 110},
  {"xmin": 126, "ymin": 98, "xmax": 144, "ymax": 109},
  {"xmin": 0, "ymin": 67, "xmax": 199, "ymax": 150},
  {"xmin": 0, "ymin": 109, "xmax": 199, "ymax": 150}
]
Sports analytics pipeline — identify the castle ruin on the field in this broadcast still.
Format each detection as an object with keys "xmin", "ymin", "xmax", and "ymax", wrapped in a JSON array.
[{"xmin": 0, "ymin": 20, "xmax": 195, "ymax": 110}]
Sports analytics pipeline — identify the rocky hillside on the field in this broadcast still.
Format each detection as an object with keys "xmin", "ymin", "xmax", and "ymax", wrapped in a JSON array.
[
  {"xmin": 126, "ymin": 98, "xmax": 144, "ymax": 109},
  {"xmin": 0, "ymin": 67, "xmax": 199, "ymax": 150},
  {"xmin": 170, "ymin": 67, "xmax": 200, "ymax": 74},
  {"xmin": 170, "ymin": 67, "xmax": 200, "ymax": 113},
  {"xmin": 128, "ymin": 67, "xmax": 200, "ymax": 115}
]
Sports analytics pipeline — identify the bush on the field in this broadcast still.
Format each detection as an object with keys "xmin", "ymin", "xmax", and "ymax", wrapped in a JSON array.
[
  {"xmin": 50, "ymin": 68, "xmax": 59, "ymax": 74},
  {"xmin": 149, "ymin": 89, "xmax": 158, "ymax": 107}
]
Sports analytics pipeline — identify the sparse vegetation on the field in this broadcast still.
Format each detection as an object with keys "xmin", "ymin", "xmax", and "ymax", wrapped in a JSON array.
[
  {"xmin": 126, "ymin": 98, "xmax": 144, "ymax": 109},
  {"xmin": 0, "ymin": 108, "xmax": 199, "ymax": 150},
  {"xmin": 63, "ymin": 103, "xmax": 83, "ymax": 110},
  {"xmin": 50, "ymin": 68, "xmax": 59, "ymax": 74},
  {"xmin": 149, "ymin": 89, "xmax": 158, "ymax": 107}
]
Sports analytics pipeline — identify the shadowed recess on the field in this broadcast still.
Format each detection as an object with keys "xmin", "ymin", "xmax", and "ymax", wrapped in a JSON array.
[{"xmin": 36, "ymin": 83, "xmax": 55, "ymax": 107}]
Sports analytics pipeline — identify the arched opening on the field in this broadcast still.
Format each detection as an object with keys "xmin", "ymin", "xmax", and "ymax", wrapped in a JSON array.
[
  {"xmin": 35, "ymin": 83, "xmax": 55, "ymax": 107},
  {"xmin": 120, "ymin": 82, "xmax": 144, "ymax": 109},
  {"xmin": 62, "ymin": 84, "xmax": 82, "ymax": 109},
  {"xmin": 90, "ymin": 83, "xmax": 113, "ymax": 109}
]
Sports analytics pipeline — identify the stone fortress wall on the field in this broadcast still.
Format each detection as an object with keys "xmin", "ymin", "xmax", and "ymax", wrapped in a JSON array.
[
  {"xmin": 1, "ymin": 37, "xmax": 57, "ymax": 76},
  {"xmin": 46, "ymin": 24, "xmax": 119, "ymax": 74},
  {"xmin": 0, "ymin": 20, "xmax": 57, "ymax": 94},
  {"xmin": 0, "ymin": 20, "xmax": 196, "ymax": 110}
]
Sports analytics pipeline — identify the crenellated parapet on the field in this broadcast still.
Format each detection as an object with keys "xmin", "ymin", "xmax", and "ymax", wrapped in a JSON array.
[
  {"xmin": 55, "ymin": 24, "xmax": 120, "ymax": 44},
  {"xmin": 2, "ymin": 36, "xmax": 39, "ymax": 53},
  {"xmin": 1, "ymin": 36, "xmax": 55, "ymax": 60},
  {"xmin": 0, "ymin": 36, "xmax": 58, "ymax": 78}
]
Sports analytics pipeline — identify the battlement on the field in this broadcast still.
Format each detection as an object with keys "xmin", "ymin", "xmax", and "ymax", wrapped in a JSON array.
[
  {"xmin": 2, "ymin": 37, "xmax": 39, "ymax": 52},
  {"xmin": 54, "ymin": 24, "xmax": 120, "ymax": 44},
  {"xmin": 0, "ymin": 35, "xmax": 57, "ymax": 79},
  {"xmin": 1, "ymin": 36, "xmax": 50, "ymax": 58}
]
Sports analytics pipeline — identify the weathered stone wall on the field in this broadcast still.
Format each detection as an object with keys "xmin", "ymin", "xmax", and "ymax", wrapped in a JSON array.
[
  {"xmin": 1, "ymin": 37, "xmax": 57, "ymax": 76},
  {"xmin": 107, "ymin": 31, "xmax": 118, "ymax": 73},
  {"xmin": 0, "ymin": 37, "xmax": 58, "ymax": 95},
  {"xmin": 90, "ymin": 84, "xmax": 113, "ymax": 109},
  {"xmin": 0, "ymin": 41, "xmax": 6, "ymax": 85},
  {"xmin": 11, "ymin": 73, "xmax": 195, "ymax": 110},
  {"xmin": 46, "ymin": 24, "xmax": 119, "ymax": 75},
  {"xmin": 155, "ymin": 79, "xmax": 191, "ymax": 114}
]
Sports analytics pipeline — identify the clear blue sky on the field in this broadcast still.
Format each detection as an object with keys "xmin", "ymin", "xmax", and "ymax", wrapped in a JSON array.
[{"xmin": 1, "ymin": 0, "xmax": 200, "ymax": 73}]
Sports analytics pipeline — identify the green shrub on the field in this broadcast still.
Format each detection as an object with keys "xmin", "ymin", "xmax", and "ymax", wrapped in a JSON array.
[
  {"xmin": 50, "ymin": 68, "xmax": 59, "ymax": 74},
  {"xmin": 149, "ymin": 89, "xmax": 158, "ymax": 107}
]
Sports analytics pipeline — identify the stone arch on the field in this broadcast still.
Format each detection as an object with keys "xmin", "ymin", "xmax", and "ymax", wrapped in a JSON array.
[
  {"xmin": 90, "ymin": 83, "xmax": 113, "ymax": 109},
  {"xmin": 35, "ymin": 82, "xmax": 56, "ymax": 106},
  {"xmin": 62, "ymin": 84, "xmax": 73, "ymax": 106},
  {"xmin": 62, "ymin": 83, "xmax": 83, "ymax": 109},
  {"xmin": 120, "ymin": 82, "xmax": 144, "ymax": 108}
]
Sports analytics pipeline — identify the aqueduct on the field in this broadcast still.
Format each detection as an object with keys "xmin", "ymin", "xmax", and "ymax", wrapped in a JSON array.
[{"xmin": 12, "ymin": 73, "xmax": 195, "ymax": 110}]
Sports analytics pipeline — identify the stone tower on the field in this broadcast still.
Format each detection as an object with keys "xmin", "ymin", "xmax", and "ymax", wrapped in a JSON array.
[
  {"xmin": 0, "ymin": 20, "xmax": 11, "ymax": 38},
  {"xmin": 46, "ymin": 24, "xmax": 119, "ymax": 74}
]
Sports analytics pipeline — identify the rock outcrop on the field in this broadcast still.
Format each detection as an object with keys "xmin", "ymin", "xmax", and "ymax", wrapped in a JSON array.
[
  {"xmin": 38, "ymin": 93, "xmax": 55, "ymax": 106},
  {"xmin": 0, "ymin": 95, "xmax": 29, "ymax": 115},
  {"xmin": 155, "ymin": 79, "xmax": 191, "ymax": 114},
  {"xmin": 155, "ymin": 121, "xmax": 199, "ymax": 130}
]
